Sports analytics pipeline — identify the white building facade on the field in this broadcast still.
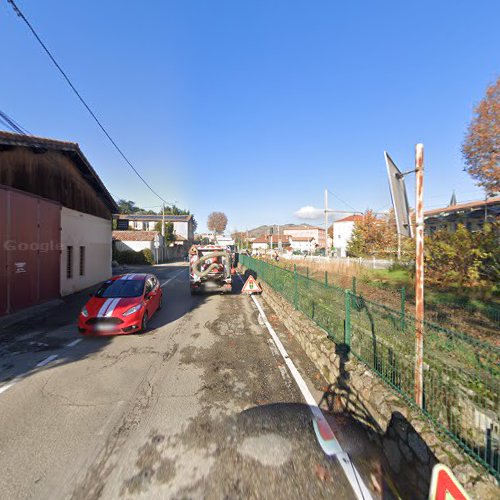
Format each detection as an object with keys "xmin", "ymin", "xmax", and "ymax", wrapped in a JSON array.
[
  {"xmin": 289, "ymin": 236, "xmax": 316, "ymax": 253},
  {"xmin": 118, "ymin": 214, "xmax": 195, "ymax": 242},
  {"xmin": 61, "ymin": 207, "xmax": 113, "ymax": 296},
  {"xmin": 332, "ymin": 215, "xmax": 362, "ymax": 257},
  {"xmin": 283, "ymin": 226, "xmax": 326, "ymax": 248}
]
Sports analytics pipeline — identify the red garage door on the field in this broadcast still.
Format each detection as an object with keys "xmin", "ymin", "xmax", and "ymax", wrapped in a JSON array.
[{"xmin": 0, "ymin": 186, "xmax": 61, "ymax": 316}]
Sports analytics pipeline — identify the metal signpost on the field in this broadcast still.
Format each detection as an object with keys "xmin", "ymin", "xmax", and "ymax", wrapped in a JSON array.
[
  {"xmin": 154, "ymin": 234, "xmax": 160, "ymax": 264},
  {"xmin": 385, "ymin": 145, "xmax": 425, "ymax": 407}
]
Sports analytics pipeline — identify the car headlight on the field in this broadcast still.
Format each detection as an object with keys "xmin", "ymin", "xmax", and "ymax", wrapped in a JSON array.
[
  {"xmin": 123, "ymin": 303, "xmax": 143, "ymax": 317},
  {"xmin": 81, "ymin": 306, "xmax": 89, "ymax": 317}
]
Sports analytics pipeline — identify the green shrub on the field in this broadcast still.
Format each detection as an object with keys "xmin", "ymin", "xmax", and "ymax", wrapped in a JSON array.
[
  {"xmin": 114, "ymin": 249, "xmax": 147, "ymax": 265},
  {"xmin": 142, "ymin": 248, "xmax": 154, "ymax": 264}
]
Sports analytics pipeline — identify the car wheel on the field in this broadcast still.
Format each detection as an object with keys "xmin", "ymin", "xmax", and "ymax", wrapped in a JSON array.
[
  {"xmin": 141, "ymin": 312, "xmax": 149, "ymax": 333},
  {"xmin": 158, "ymin": 294, "xmax": 163, "ymax": 310}
]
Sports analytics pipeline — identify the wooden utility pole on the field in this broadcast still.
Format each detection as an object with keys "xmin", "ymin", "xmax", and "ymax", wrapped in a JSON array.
[
  {"xmin": 324, "ymin": 189, "xmax": 329, "ymax": 256},
  {"xmin": 161, "ymin": 203, "xmax": 165, "ymax": 262},
  {"xmin": 161, "ymin": 203, "xmax": 165, "ymax": 236},
  {"xmin": 414, "ymin": 143, "xmax": 425, "ymax": 407}
]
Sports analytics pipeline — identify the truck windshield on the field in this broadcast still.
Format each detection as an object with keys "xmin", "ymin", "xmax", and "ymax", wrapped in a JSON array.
[{"xmin": 95, "ymin": 279, "xmax": 145, "ymax": 298}]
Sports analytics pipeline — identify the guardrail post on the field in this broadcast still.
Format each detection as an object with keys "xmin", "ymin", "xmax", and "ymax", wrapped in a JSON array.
[
  {"xmin": 293, "ymin": 265, "xmax": 298, "ymax": 309},
  {"xmin": 344, "ymin": 290, "xmax": 351, "ymax": 347},
  {"xmin": 324, "ymin": 270, "xmax": 328, "ymax": 288},
  {"xmin": 352, "ymin": 276, "xmax": 357, "ymax": 295},
  {"xmin": 401, "ymin": 286, "xmax": 406, "ymax": 332}
]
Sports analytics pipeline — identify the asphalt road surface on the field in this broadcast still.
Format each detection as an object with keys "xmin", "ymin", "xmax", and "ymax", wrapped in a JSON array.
[{"xmin": 0, "ymin": 263, "xmax": 399, "ymax": 499}]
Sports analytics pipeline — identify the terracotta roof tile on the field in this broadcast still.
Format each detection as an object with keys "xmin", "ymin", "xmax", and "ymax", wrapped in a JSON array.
[
  {"xmin": 112, "ymin": 230, "xmax": 159, "ymax": 241},
  {"xmin": 335, "ymin": 215, "xmax": 364, "ymax": 223}
]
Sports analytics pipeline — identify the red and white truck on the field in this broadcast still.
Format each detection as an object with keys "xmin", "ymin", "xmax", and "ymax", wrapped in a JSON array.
[{"xmin": 188, "ymin": 244, "xmax": 235, "ymax": 294}]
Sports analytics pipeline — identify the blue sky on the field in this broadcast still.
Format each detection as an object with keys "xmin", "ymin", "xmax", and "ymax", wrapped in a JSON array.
[{"xmin": 1, "ymin": 1, "xmax": 499, "ymax": 232}]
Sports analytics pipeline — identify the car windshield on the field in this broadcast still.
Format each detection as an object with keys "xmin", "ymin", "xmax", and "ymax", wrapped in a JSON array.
[{"xmin": 95, "ymin": 279, "xmax": 145, "ymax": 298}]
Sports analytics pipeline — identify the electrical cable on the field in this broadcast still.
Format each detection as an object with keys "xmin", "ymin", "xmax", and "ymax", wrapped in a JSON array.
[
  {"xmin": 327, "ymin": 189, "xmax": 361, "ymax": 214},
  {"xmin": 6, "ymin": 0, "xmax": 169, "ymax": 205},
  {"xmin": 0, "ymin": 109, "xmax": 31, "ymax": 135}
]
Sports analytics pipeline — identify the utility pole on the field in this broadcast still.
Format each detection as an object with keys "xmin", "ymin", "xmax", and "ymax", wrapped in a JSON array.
[
  {"xmin": 161, "ymin": 203, "xmax": 165, "ymax": 236},
  {"xmin": 324, "ymin": 189, "xmax": 329, "ymax": 256},
  {"xmin": 161, "ymin": 203, "xmax": 165, "ymax": 262},
  {"xmin": 414, "ymin": 144, "xmax": 425, "ymax": 408}
]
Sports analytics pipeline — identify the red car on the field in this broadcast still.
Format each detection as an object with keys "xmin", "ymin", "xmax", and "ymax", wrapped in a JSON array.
[{"xmin": 78, "ymin": 273, "xmax": 163, "ymax": 336}]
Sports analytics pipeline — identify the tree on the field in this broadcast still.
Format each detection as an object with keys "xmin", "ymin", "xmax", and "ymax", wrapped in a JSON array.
[
  {"xmin": 462, "ymin": 77, "xmax": 500, "ymax": 195},
  {"xmin": 425, "ymin": 223, "xmax": 499, "ymax": 289},
  {"xmin": 117, "ymin": 199, "xmax": 140, "ymax": 214},
  {"xmin": 207, "ymin": 212, "xmax": 228, "ymax": 234},
  {"xmin": 154, "ymin": 221, "xmax": 175, "ymax": 244},
  {"xmin": 232, "ymin": 230, "xmax": 248, "ymax": 249},
  {"xmin": 346, "ymin": 210, "xmax": 395, "ymax": 257}
]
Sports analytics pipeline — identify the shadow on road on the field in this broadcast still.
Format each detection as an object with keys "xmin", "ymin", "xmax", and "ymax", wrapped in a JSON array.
[
  {"xmin": 237, "ymin": 402, "xmax": 402, "ymax": 498},
  {"xmin": 0, "ymin": 263, "xmax": 206, "ymax": 391}
]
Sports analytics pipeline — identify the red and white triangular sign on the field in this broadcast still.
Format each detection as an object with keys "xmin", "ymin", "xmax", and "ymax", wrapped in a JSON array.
[
  {"xmin": 242, "ymin": 275, "xmax": 262, "ymax": 294},
  {"xmin": 428, "ymin": 464, "xmax": 470, "ymax": 500}
]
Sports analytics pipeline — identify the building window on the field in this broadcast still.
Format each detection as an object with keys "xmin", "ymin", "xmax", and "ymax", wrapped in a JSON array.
[
  {"xmin": 79, "ymin": 246, "xmax": 85, "ymax": 276},
  {"xmin": 67, "ymin": 246, "xmax": 73, "ymax": 279}
]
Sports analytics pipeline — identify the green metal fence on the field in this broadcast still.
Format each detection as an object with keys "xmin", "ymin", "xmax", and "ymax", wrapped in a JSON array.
[
  {"xmin": 239, "ymin": 254, "xmax": 500, "ymax": 479},
  {"xmin": 260, "ymin": 257, "xmax": 500, "ymax": 334}
]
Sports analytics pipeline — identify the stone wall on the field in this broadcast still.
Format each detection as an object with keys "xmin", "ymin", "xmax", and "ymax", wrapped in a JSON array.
[{"xmin": 242, "ymin": 268, "xmax": 498, "ymax": 499}]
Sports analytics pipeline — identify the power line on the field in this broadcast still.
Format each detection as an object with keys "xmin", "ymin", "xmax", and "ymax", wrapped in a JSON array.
[
  {"xmin": 6, "ymin": 0, "xmax": 169, "ymax": 205},
  {"xmin": 327, "ymin": 189, "xmax": 360, "ymax": 213},
  {"xmin": 0, "ymin": 109, "xmax": 31, "ymax": 135}
]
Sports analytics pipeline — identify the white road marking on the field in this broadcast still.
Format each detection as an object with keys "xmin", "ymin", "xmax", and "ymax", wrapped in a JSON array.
[
  {"xmin": 267, "ymin": 339, "xmax": 293, "ymax": 389},
  {"xmin": 242, "ymin": 274, "xmax": 373, "ymax": 500},
  {"xmin": 66, "ymin": 338, "xmax": 82, "ymax": 348},
  {"xmin": 1, "ymin": 337, "xmax": 83, "ymax": 397},
  {"xmin": 161, "ymin": 268, "xmax": 187, "ymax": 288},
  {"xmin": 36, "ymin": 354, "xmax": 58, "ymax": 367}
]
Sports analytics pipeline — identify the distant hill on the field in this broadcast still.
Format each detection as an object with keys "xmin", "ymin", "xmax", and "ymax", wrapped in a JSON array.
[{"xmin": 247, "ymin": 223, "xmax": 316, "ymax": 237}]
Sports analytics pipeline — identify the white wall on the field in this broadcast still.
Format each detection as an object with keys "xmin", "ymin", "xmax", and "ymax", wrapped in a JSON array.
[
  {"xmin": 173, "ymin": 221, "xmax": 188, "ymax": 239},
  {"xmin": 115, "ymin": 240, "xmax": 153, "ymax": 252},
  {"xmin": 61, "ymin": 207, "xmax": 112, "ymax": 296},
  {"xmin": 251, "ymin": 242, "xmax": 268, "ymax": 250},
  {"xmin": 128, "ymin": 220, "xmax": 193, "ymax": 240},
  {"xmin": 284, "ymin": 228, "xmax": 326, "ymax": 247},
  {"xmin": 333, "ymin": 221, "xmax": 355, "ymax": 257},
  {"xmin": 290, "ymin": 239, "xmax": 316, "ymax": 252}
]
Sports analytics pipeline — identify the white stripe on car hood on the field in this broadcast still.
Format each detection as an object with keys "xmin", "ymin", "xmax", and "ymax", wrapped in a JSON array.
[
  {"xmin": 105, "ymin": 298, "xmax": 121, "ymax": 317},
  {"xmin": 98, "ymin": 298, "xmax": 113, "ymax": 317}
]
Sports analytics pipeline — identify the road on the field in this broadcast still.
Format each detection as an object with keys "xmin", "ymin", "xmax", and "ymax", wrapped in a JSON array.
[{"xmin": 0, "ymin": 263, "xmax": 398, "ymax": 499}]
